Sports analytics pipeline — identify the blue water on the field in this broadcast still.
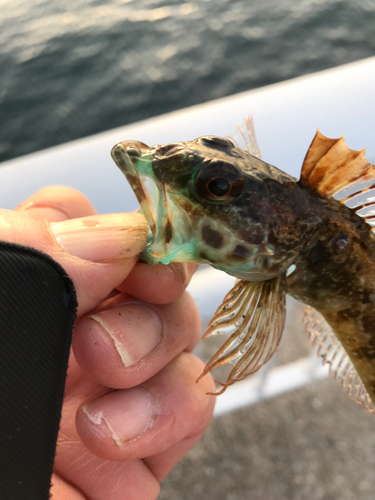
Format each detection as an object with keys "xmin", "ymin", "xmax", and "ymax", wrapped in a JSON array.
[{"xmin": 0, "ymin": 0, "xmax": 374, "ymax": 163}]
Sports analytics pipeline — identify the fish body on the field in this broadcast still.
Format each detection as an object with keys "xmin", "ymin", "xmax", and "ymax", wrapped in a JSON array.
[
  {"xmin": 287, "ymin": 187, "xmax": 375, "ymax": 405},
  {"xmin": 112, "ymin": 128, "xmax": 375, "ymax": 410}
]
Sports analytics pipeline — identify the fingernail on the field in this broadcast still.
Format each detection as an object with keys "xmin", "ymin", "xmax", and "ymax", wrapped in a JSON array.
[
  {"xmin": 89, "ymin": 303, "xmax": 162, "ymax": 367},
  {"xmin": 82, "ymin": 388, "xmax": 157, "ymax": 447},
  {"xmin": 16, "ymin": 200, "xmax": 71, "ymax": 222},
  {"xmin": 49, "ymin": 213, "xmax": 148, "ymax": 262}
]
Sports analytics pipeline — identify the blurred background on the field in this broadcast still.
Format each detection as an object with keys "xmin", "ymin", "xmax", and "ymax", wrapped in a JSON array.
[
  {"xmin": 1, "ymin": 1, "xmax": 375, "ymax": 499},
  {"xmin": 1, "ymin": 0, "xmax": 375, "ymax": 163}
]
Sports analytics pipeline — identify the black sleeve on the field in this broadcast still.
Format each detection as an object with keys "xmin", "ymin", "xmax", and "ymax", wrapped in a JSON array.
[{"xmin": 0, "ymin": 242, "xmax": 77, "ymax": 500}]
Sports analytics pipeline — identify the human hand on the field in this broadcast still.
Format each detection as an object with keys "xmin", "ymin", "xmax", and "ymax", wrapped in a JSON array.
[{"xmin": 7, "ymin": 186, "xmax": 216, "ymax": 500}]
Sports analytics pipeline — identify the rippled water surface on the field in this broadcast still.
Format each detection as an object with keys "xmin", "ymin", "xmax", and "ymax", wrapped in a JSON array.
[{"xmin": 0, "ymin": 0, "xmax": 374, "ymax": 162}]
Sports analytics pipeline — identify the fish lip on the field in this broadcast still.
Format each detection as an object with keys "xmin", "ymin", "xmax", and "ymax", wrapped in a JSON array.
[{"xmin": 111, "ymin": 141, "xmax": 172, "ymax": 259}]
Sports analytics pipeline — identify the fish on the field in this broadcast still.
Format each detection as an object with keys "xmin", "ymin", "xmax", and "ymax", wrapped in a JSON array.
[{"xmin": 111, "ymin": 120, "xmax": 375, "ymax": 412}]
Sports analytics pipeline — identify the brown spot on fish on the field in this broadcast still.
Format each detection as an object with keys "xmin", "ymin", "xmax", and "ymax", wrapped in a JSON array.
[
  {"xmin": 199, "ymin": 251, "xmax": 210, "ymax": 261},
  {"xmin": 307, "ymin": 240, "xmax": 327, "ymax": 265},
  {"xmin": 240, "ymin": 230, "xmax": 264, "ymax": 245},
  {"xmin": 231, "ymin": 245, "xmax": 250, "ymax": 261},
  {"xmin": 163, "ymin": 219, "xmax": 173, "ymax": 244},
  {"xmin": 337, "ymin": 308, "xmax": 361, "ymax": 321},
  {"xmin": 201, "ymin": 225, "xmax": 224, "ymax": 248}
]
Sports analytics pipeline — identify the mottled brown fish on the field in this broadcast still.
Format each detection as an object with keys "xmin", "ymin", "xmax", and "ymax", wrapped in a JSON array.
[{"xmin": 111, "ymin": 121, "xmax": 375, "ymax": 412}]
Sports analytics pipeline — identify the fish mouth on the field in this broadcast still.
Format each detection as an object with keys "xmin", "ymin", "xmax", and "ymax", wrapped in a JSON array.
[{"xmin": 111, "ymin": 140, "xmax": 191, "ymax": 263}]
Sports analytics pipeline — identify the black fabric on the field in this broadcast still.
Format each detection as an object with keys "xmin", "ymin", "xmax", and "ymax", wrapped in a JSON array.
[{"xmin": 0, "ymin": 242, "xmax": 77, "ymax": 500}]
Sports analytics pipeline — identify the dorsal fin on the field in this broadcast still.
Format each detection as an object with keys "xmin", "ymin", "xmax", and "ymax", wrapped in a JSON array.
[
  {"xmin": 230, "ymin": 116, "xmax": 262, "ymax": 159},
  {"xmin": 301, "ymin": 131, "xmax": 342, "ymax": 183},
  {"xmin": 303, "ymin": 306, "xmax": 375, "ymax": 413},
  {"xmin": 301, "ymin": 131, "xmax": 375, "ymax": 230}
]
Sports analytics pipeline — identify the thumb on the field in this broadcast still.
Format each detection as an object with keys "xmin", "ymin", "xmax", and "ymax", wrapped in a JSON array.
[{"xmin": 0, "ymin": 209, "xmax": 149, "ymax": 316}]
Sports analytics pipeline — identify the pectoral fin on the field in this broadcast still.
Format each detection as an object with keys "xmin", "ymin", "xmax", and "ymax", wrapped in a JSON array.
[{"xmin": 197, "ymin": 274, "xmax": 287, "ymax": 394}]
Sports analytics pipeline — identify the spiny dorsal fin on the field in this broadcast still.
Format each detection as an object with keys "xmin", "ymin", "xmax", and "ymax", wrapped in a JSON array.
[
  {"xmin": 301, "ymin": 131, "xmax": 341, "ymax": 184},
  {"xmin": 197, "ymin": 274, "xmax": 286, "ymax": 395},
  {"xmin": 301, "ymin": 131, "xmax": 375, "ymax": 229},
  {"xmin": 230, "ymin": 116, "xmax": 262, "ymax": 159},
  {"xmin": 303, "ymin": 306, "xmax": 375, "ymax": 413}
]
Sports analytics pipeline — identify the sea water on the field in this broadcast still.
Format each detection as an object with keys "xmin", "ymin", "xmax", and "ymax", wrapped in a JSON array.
[{"xmin": 0, "ymin": 0, "xmax": 374, "ymax": 163}]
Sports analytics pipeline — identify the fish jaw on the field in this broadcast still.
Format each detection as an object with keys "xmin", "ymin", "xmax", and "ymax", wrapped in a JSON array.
[{"xmin": 111, "ymin": 140, "xmax": 198, "ymax": 264}]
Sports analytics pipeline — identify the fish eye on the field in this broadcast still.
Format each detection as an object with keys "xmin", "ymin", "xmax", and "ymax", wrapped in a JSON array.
[
  {"xmin": 206, "ymin": 177, "xmax": 232, "ymax": 197},
  {"xmin": 194, "ymin": 160, "xmax": 244, "ymax": 202}
]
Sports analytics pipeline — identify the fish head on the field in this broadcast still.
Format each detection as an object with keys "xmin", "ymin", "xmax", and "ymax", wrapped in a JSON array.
[{"xmin": 111, "ymin": 136, "xmax": 302, "ymax": 280}]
